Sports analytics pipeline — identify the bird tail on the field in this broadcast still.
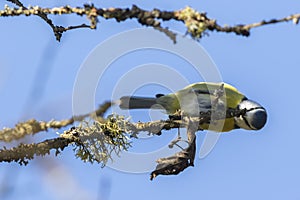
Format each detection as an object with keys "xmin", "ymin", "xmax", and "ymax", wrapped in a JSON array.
[{"xmin": 119, "ymin": 96, "xmax": 158, "ymax": 109}]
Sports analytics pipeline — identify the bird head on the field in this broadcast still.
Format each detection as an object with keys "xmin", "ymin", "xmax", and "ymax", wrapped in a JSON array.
[{"xmin": 234, "ymin": 99, "xmax": 267, "ymax": 130}]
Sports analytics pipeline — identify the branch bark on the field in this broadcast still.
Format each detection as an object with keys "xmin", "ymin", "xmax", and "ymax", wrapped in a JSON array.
[{"xmin": 0, "ymin": 138, "xmax": 73, "ymax": 165}]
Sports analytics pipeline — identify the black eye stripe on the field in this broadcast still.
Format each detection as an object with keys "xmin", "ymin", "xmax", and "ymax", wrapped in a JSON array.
[
  {"xmin": 246, "ymin": 107, "xmax": 265, "ymax": 112},
  {"xmin": 242, "ymin": 115, "xmax": 253, "ymax": 129},
  {"xmin": 238, "ymin": 105, "xmax": 265, "ymax": 112}
]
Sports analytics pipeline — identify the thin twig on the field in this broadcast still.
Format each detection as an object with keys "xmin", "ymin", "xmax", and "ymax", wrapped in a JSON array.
[
  {"xmin": 243, "ymin": 13, "xmax": 300, "ymax": 29},
  {"xmin": 6, "ymin": 0, "xmax": 60, "ymax": 40},
  {"xmin": 5, "ymin": 0, "xmax": 92, "ymax": 41}
]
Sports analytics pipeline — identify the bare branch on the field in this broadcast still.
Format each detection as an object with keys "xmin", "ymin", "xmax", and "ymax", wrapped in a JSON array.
[{"xmin": 1, "ymin": 4, "xmax": 299, "ymax": 41}]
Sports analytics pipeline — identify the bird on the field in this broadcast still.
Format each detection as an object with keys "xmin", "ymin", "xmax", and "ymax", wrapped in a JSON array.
[{"xmin": 119, "ymin": 82, "xmax": 267, "ymax": 132}]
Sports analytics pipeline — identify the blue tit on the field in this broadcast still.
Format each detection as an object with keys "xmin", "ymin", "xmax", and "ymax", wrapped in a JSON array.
[{"xmin": 119, "ymin": 82, "xmax": 267, "ymax": 132}]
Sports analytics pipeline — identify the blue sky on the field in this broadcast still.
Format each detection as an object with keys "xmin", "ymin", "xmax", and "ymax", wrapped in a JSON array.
[{"xmin": 1, "ymin": 1, "xmax": 300, "ymax": 200}]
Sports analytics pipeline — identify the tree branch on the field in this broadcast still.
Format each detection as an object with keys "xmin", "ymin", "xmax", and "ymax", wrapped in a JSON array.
[
  {"xmin": 0, "ymin": 102, "xmax": 112, "ymax": 142},
  {"xmin": 0, "ymin": 137, "xmax": 73, "ymax": 165},
  {"xmin": 1, "ymin": 4, "xmax": 299, "ymax": 41}
]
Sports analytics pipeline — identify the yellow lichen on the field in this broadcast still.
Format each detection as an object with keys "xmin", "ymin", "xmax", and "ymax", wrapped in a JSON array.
[{"xmin": 176, "ymin": 6, "xmax": 207, "ymax": 38}]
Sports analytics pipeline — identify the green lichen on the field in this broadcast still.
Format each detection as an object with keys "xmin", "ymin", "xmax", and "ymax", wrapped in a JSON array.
[{"xmin": 71, "ymin": 114, "xmax": 132, "ymax": 166}]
